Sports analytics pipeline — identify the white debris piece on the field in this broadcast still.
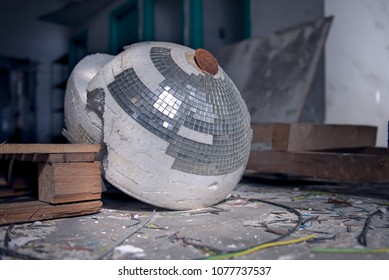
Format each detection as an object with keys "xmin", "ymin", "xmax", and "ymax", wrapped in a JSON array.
[{"xmin": 113, "ymin": 245, "xmax": 146, "ymax": 259}]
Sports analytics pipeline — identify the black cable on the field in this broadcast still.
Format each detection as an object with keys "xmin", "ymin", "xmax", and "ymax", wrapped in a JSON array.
[
  {"xmin": 246, "ymin": 198, "xmax": 304, "ymax": 243},
  {"xmin": 0, "ymin": 224, "xmax": 43, "ymax": 260},
  {"xmin": 199, "ymin": 198, "xmax": 305, "ymax": 259},
  {"xmin": 357, "ymin": 209, "xmax": 384, "ymax": 246}
]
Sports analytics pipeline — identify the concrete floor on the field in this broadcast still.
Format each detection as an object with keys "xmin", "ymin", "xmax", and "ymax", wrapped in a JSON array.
[{"xmin": 1, "ymin": 177, "xmax": 389, "ymax": 260}]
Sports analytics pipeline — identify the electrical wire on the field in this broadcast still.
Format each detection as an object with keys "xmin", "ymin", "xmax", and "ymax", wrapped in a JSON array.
[
  {"xmin": 96, "ymin": 210, "xmax": 156, "ymax": 259},
  {"xmin": 312, "ymin": 247, "xmax": 389, "ymax": 254},
  {"xmin": 204, "ymin": 234, "xmax": 315, "ymax": 260},
  {"xmin": 0, "ymin": 224, "xmax": 43, "ymax": 260},
  {"xmin": 203, "ymin": 198, "xmax": 315, "ymax": 260},
  {"xmin": 357, "ymin": 209, "xmax": 384, "ymax": 246}
]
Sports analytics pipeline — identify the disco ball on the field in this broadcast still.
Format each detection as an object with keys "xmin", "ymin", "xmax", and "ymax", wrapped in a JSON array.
[{"xmin": 64, "ymin": 42, "xmax": 252, "ymax": 210}]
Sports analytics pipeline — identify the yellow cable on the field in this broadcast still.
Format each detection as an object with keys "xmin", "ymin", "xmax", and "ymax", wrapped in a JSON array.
[{"xmin": 205, "ymin": 234, "xmax": 316, "ymax": 260}]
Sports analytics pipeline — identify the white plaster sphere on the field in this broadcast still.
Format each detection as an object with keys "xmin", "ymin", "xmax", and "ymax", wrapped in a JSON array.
[{"xmin": 64, "ymin": 42, "xmax": 252, "ymax": 210}]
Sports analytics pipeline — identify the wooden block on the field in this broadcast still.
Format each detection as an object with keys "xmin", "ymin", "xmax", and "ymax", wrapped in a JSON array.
[
  {"xmin": 38, "ymin": 162, "xmax": 102, "ymax": 204},
  {"xmin": 0, "ymin": 200, "xmax": 103, "ymax": 225},
  {"xmin": 45, "ymin": 153, "xmax": 97, "ymax": 163},
  {"xmin": 246, "ymin": 148, "xmax": 389, "ymax": 183},
  {"xmin": 251, "ymin": 123, "xmax": 377, "ymax": 151},
  {"xmin": 271, "ymin": 123, "xmax": 291, "ymax": 151},
  {"xmin": 0, "ymin": 153, "xmax": 96, "ymax": 163},
  {"xmin": 251, "ymin": 123, "xmax": 273, "ymax": 144},
  {"xmin": 287, "ymin": 123, "xmax": 377, "ymax": 151}
]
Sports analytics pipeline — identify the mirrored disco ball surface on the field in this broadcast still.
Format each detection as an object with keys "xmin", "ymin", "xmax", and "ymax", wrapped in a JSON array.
[{"xmin": 64, "ymin": 41, "xmax": 252, "ymax": 210}]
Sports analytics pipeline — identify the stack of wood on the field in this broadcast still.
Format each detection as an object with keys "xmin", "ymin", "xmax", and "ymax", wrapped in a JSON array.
[
  {"xmin": 0, "ymin": 144, "xmax": 102, "ymax": 225},
  {"xmin": 247, "ymin": 123, "xmax": 389, "ymax": 183}
]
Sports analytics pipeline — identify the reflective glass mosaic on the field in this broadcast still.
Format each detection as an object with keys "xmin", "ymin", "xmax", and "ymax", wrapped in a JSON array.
[{"xmin": 107, "ymin": 47, "xmax": 252, "ymax": 176}]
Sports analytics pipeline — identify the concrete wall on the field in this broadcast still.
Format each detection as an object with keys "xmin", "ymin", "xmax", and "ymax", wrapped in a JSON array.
[
  {"xmin": 77, "ymin": 0, "xmax": 183, "ymax": 55},
  {"xmin": 81, "ymin": 0, "xmax": 324, "ymax": 58},
  {"xmin": 325, "ymin": 0, "xmax": 389, "ymax": 146},
  {"xmin": 251, "ymin": 0, "xmax": 323, "ymax": 37},
  {"xmin": 203, "ymin": 0, "xmax": 245, "ymax": 53},
  {"xmin": 249, "ymin": 0, "xmax": 326, "ymax": 123},
  {"xmin": 72, "ymin": 0, "xmax": 127, "ymax": 54},
  {"xmin": 154, "ymin": 0, "xmax": 182, "ymax": 44},
  {"xmin": 0, "ymin": 0, "xmax": 70, "ymax": 142}
]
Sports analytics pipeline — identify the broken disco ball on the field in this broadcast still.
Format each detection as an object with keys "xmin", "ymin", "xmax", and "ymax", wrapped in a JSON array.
[
  {"xmin": 64, "ymin": 42, "xmax": 252, "ymax": 210},
  {"xmin": 64, "ymin": 53, "xmax": 114, "ymax": 145}
]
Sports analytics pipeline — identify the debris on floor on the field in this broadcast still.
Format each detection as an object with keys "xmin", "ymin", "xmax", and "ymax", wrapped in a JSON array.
[{"xmin": 1, "ymin": 179, "xmax": 388, "ymax": 260}]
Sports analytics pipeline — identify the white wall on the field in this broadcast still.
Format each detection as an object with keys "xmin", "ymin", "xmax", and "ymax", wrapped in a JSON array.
[{"xmin": 325, "ymin": 0, "xmax": 389, "ymax": 146}]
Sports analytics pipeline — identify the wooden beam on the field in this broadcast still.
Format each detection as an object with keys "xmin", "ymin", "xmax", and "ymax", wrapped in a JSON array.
[
  {"xmin": 0, "ymin": 189, "xmax": 33, "ymax": 198},
  {"xmin": 0, "ymin": 144, "xmax": 101, "ymax": 154},
  {"xmin": 0, "ymin": 200, "xmax": 103, "ymax": 225},
  {"xmin": 251, "ymin": 123, "xmax": 377, "ymax": 151},
  {"xmin": 0, "ymin": 153, "xmax": 96, "ymax": 163},
  {"xmin": 271, "ymin": 123, "xmax": 290, "ymax": 151},
  {"xmin": 287, "ymin": 123, "xmax": 377, "ymax": 151},
  {"xmin": 251, "ymin": 123, "xmax": 273, "ymax": 144},
  {"xmin": 247, "ymin": 149, "xmax": 389, "ymax": 183}
]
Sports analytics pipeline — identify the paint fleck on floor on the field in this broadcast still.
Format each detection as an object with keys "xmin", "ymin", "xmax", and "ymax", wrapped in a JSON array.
[{"xmin": 1, "ymin": 179, "xmax": 389, "ymax": 260}]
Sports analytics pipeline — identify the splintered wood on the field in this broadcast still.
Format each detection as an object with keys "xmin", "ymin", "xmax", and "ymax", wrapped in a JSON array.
[
  {"xmin": 0, "ymin": 200, "xmax": 103, "ymax": 225},
  {"xmin": 247, "ymin": 123, "xmax": 389, "ymax": 183},
  {"xmin": 0, "ymin": 144, "xmax": 102, "ymax": 225}
]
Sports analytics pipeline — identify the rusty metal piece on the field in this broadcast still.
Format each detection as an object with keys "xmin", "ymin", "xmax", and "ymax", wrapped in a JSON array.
[{"xmin": 195, "ymin": 48, "xmax": 218, "ymax": 75}]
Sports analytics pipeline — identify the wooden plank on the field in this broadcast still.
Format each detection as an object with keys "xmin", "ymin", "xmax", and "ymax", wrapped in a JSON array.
[
  {"xmin": 0, "ymin": 189, "xmax": 33, "ymax": 198},
  {"xmin": 38, "ymin": 162, "xmax": 102, "ymax": 204},
  {"xmin": 246, "ymin": 149, "xmax": 389, "ymax": 183},
  {"xmin": 0, "ymin": 153, "xmax": 96, "ymax": 163},
  {"xmin": 251, "ymin": 123, "xmax": 273, "ymax": 144},
  {"xmin": 0, "ymin": 144, "xmax": 101, "ymax": 154},
  {"xmin": 251, "ymin": 123, "xmax": 377, "ymax": 151},
  {"xmin": 287, "ymin": 123, "xmax": 377, "ymax": 151},
  {"xmin": 45, "ymin": 153, "xmax": 97, "ymax": 163},
  {"xmin": 0, "ymin": 200, "xmax": 103, "ymax": 225},
  {"xmin": 271, "ymin": 123, "xmax": 290, "ymax": 151}
]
